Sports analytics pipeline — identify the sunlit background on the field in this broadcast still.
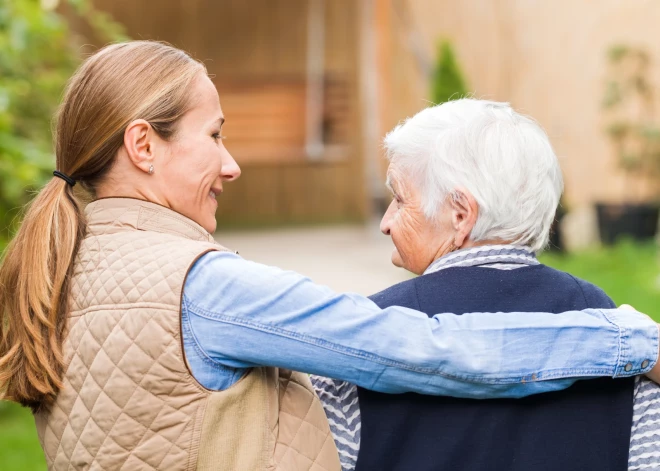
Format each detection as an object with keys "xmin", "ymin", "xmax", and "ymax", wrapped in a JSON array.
[{"xmin": 1, "ymin": 0, "xmax": 659, "ymax": 468}]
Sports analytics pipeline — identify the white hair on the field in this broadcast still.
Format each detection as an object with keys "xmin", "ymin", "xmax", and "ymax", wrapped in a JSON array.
[{"xmin": 383, "ymin": 99, "xmax": 564, "ymax": 252}]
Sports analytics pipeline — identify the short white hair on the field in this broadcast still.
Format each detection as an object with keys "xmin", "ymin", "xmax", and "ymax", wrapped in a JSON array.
[{"xmin": 383, "ymin": 99, "xmax": 564, "ymax": 252}]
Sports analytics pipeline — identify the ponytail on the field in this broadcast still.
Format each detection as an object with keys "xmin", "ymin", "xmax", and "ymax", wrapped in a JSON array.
[
  {"xmin": 0, "ymin": 40, "xmax": 205, "ymax": 412},
  {"xmin": 0, "ymin": 177, "xmax": 85, "ymax": 411}
]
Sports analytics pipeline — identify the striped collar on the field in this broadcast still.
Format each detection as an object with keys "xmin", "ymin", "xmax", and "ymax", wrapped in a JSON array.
[{"xmin": 423, "ymin": 244, "xmax": 539, "ymax": 275}]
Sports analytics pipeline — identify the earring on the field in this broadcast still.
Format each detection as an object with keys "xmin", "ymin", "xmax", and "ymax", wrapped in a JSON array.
[{"xmin": 148, "ymin": 164, "xmax": 154, "ymax": 175}]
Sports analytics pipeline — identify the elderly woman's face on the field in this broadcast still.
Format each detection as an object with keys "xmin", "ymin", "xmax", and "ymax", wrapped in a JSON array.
[
  {"xmin": 156, "ymin": 75, "xmax": 241, "ymax": 233},
  {"xmin": 380, "ymin": 164, "xmax": 455, "ymax": 275}
]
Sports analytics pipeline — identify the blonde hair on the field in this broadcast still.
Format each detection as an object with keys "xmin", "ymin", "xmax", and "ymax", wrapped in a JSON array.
[{"xmin": 0, "ymin": 41, "xmax": 205, "ymax": 411}]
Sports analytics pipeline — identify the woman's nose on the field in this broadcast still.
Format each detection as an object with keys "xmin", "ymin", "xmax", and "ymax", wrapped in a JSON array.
[{"xmin": 221, "ymin": 151, "xmax": 241, "ymax": 181}]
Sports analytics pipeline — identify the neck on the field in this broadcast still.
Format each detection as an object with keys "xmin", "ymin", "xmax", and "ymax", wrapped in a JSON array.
[
  {"xmin": 95, "ymin": 159, "xmax": 168, "ymax": 207},
  {"xmin": 461, "ymin": 238, "xmax": 513, "ymax": 250},
  {"xmin": 95, "ymin": 184, "xmax": 168, "ymax": 209},
  {"xmin": 430, "ymin": 238, "xmax": 515, "ymax": 265}
]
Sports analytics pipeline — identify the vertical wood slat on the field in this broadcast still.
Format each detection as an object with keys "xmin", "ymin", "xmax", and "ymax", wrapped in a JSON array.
[{"xmin": 82, "ymin": 0, "xmax": 367, "ymax": 226}]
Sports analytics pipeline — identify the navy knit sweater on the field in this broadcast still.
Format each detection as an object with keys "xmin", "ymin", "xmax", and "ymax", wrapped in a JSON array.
[{"xmin": 356, "ymin": 264, "xmax": 634, "ymax": 471}]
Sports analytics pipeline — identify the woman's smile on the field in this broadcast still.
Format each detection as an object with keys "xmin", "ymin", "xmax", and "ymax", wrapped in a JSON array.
[{"xmin": 209, "ymin": 184, "xmax": 223, "ymax": 205}]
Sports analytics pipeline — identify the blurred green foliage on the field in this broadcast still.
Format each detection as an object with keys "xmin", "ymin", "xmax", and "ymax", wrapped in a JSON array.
[
  {"xmin": 431, "ymin": 40, "xmax": 468, "ymax": 105},
  {"xmin": 602, "ymin": 44, "xmax": 660, "ymax": 198},
  {"xmin": 0, "ymin": 401, "xmax": 45, "ymax": 471},
  {"xmin": 0, "ymin": 0, "xmax": 125, "ymax": 252}
]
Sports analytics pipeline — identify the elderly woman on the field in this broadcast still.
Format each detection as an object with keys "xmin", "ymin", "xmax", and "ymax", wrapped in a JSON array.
[
  {"xmin": 0, "ymin": 43, "xmax": 658, "ymax": 470},
  {"xmin": 312, "ymin": 99, "xmax": 660, "ymax": 471}
]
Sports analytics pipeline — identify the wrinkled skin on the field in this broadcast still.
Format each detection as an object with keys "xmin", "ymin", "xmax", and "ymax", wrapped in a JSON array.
[
  {"xmin": 380, "ymin": 165, "xmax": 454, "ymax": 275},
  {"xmin": 380, "ymin": 163, "xmax": 479, "ymax": 275}
]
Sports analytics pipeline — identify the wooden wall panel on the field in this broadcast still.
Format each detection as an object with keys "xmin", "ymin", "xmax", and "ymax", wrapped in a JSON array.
[
  {"xmin": 84, "ymin": 0, "xmax": 367, "ymax": 226},
  {"xmin": 400, "ymin": 0, "xmax": 660, "ymax": 206},
  {"xmin": 91, "ymin": 0, "xmax": 310, "ymax": 77},
  {"xmin": 216, "ymin": 162, "xmax": 365, "ymax": 228}
]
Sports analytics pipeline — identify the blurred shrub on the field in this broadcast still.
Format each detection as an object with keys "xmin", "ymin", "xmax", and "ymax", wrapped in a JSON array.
[
  {"xmin": 431, "ymin": 40, "xmax": 468, "ymax": 104},
  {"xmin": 602, "ymin": 44, "xmax": 660, "ymax": 200},
  {"xmin": 0, "ymin": 0, "xmax": 125, "ymax": 252}
]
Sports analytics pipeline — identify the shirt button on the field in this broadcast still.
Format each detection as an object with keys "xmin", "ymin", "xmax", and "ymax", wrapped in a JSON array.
[
  {"xmin": 624, "ymin": 363, "xmax": 633, "ymax": 372},
  {"xmin": 642, "ymin": 360, "xmax": 650, "ymax": 369}
]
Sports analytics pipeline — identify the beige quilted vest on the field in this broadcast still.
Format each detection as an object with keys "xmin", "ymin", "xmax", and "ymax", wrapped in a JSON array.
[{"xmin": 34, "ymin": 198, "xmax": 340, "ymax": 471}]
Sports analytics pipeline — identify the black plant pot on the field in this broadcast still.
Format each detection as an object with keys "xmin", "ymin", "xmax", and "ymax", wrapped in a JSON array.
[{"xmin": 595, "ymin": 202, "xmax": 660, "ymax": 245}]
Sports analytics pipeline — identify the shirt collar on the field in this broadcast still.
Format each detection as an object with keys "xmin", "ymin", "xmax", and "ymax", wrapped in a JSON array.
[{"xmin": 423, "ymin": 244, "xmax": 539, "ymax": 275}]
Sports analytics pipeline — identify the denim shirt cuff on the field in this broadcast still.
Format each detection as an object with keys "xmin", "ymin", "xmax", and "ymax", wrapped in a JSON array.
[{"xmin": 603, "ymin": 309, "xmax": 659, "ymax": 377}]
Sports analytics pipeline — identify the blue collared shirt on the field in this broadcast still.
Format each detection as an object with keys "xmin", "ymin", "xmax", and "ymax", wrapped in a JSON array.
[{"xmin": 180, "ymin": 251, "xmax": 658, "ymax": 398}]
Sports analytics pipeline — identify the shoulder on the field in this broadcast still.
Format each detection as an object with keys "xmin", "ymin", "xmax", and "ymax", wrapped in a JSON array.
[
  {"xmin": 187, "ymin": 250, "xmax": 286, "ymax": 283},
  {"xmin": 187, "ymin": 249, "xmax": 243, "ymax": 276},
  {"xmin": 369, "ymin": 276, "xmax": 420, "ymax": 310},
  {"xmin": 184, "ymin": 250, "xmax": 337, "ymax": 313},
  {"xmin": 184, "ymin": 251, "xmax": 282, "ymax": 308},
  {"xmin": 536, "ymin": 264, "xmax": 616, "ymax": 308},
  {"xmin": 572, "ymin": 277, "xmax": 615, "ymax": 308}
]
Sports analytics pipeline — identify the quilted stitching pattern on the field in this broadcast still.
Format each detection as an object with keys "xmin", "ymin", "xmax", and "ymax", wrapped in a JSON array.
[
  {"xmin": 36, "ymin": 200, "xmax": 217, "ymax": 471},
  {"xmin": 36, "ymin": 199, "xmax": 340, "ymax": 471},
  {"xmin": 271, "ymin": 371, "xmax": 341, "ymax": 471}
]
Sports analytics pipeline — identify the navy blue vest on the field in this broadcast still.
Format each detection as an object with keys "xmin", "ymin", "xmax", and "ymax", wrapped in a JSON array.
[{"xmin": 357, "ymin": 264, "xmax": 634, "ymax": 471}]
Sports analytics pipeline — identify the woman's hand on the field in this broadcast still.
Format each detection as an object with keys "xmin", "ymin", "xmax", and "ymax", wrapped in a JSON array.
[
  {"xmin": 647, "ymin": 323, "xmax": 660, "ymax": 383},
  {"xmin": 648, "ymin": 352, "xmax": 660, "ymax": 384}
]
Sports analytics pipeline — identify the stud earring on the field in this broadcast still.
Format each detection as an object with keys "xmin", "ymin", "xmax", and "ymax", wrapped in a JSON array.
[{"xmin": 148, "ymin": 164, "xmax": 154, "ymax": 175}]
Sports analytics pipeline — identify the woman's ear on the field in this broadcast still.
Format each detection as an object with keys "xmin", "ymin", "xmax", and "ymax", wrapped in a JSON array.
[
  {"xmin": 123, "ymin": 119, "xmax": 155, "ymax": 174},
  {"xmin": 449, "ymin": 188, "xmax": 479, "ymax": 247}
]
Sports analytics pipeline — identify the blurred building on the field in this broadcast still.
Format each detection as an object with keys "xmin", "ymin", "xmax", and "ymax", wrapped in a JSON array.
[
  {"xmin": 73, "ymin": 0, "xmax": 660, "ymax": 227},
  {"xmin": 71, "ymin": 0, "xmax": 395, "ymax": 227},
  {"xmin": 396, "ymin": 0, "xmax": 660, "ymax": 209}
]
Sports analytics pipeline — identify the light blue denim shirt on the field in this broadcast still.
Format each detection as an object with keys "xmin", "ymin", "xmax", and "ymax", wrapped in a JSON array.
[{"xmin": 181, "ymin": 251, "xmax": 658, "ymax": 398}]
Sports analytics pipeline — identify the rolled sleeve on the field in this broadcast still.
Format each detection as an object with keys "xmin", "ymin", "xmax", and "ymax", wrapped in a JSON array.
[{"xmin": 601, "ymin": 308, "xmax": 659, "ymax": 377}]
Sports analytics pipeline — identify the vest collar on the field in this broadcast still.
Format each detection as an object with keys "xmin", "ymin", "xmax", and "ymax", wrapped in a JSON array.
[{"xmin": 84, "ymin": 197, "xmax": 216, "ymax": 243}]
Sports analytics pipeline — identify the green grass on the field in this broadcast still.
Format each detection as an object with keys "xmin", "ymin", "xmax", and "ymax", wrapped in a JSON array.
[
  {"xmin": 0, "ymin": 241, "xmax": 657, "ymax": 469},
  {"xmin": 540, "ymin": 241, "xmax": 660, "ymax": 321},
  {"xmin": 0, "ymin": 402, "xmax": 46, "ymax": 471}
]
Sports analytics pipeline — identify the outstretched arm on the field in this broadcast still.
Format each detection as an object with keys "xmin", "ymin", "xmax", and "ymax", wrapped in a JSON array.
[{"xmin": 183, "ymin": 252, "xmax": 658, "ymax": 398}]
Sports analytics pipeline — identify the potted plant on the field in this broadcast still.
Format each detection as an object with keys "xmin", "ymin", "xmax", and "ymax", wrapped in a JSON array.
[{"xmin": 599, "ymin": 44, "xmax": 660, "ymax": 245}]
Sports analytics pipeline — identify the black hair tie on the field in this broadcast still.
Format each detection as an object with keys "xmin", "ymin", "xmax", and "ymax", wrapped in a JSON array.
[{"xmin": 53, "ymin": 170, "xmax": 76, "ymax": 187}]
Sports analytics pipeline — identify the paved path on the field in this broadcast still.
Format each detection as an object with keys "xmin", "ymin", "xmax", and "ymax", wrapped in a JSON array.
[{"xmin": 216, "ymin": 224, "xmax": 410, "ymax": 296}]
